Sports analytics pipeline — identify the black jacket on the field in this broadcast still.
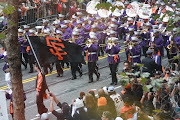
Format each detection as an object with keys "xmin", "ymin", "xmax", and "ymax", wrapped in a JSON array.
[{"xmin": 142, "ymin": 56, "xmax": 157, "ymax": 76}]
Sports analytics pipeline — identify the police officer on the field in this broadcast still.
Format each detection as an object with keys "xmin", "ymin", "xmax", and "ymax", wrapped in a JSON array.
[
  {"xmin": 105, "ymin": 37, "xmax": 120, "ymax": 85},
  {"xmin": 83, "ymin": 35, "xmax": 100, "ymax": 83}
]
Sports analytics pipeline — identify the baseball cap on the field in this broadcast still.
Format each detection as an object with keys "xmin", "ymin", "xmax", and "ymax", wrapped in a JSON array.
[
  {"xmin": 41, "ymin": 113, "xmax": 49, "ymax": 120},
  {"xmin": 108, "ymin": 86, "xmax": 115, "ymax": 92}
]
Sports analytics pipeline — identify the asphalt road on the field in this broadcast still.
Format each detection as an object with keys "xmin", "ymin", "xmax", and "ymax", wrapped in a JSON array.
[{"xmin": 0, "ymin": 46, "xmax": 169, "ymax": 120}]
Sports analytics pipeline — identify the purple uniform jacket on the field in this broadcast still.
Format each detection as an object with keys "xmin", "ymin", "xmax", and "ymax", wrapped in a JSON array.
[
  {"xmin": 83, "ymin": 24, "xmax": 91, "ymax": 40},
  {"xmin": 0, "ymin": 51, "xmax": 9, "ymax": 73},
  {"xmin": 141, "ymin": 29, "xmax": 153, "ymax": 47},
  {"xmin": 105, "ymin": 45, "xmax": 120, "ymax": 64},
  {"xmin": 62, "ymin": 32, "xmax": 70, "ymax": 41},
  {"xmin": 66, "ymin": 27, "xmax": 72, "ymax": 34},
  {"xmin": 154, "ymin": 36, "xmax": 164, "ymax": 56},
  {"xmin": 60, "ymin": 21, "xmax": 65, "ymax": 25},
  {"xmin": 83, "ymin": 44, "xmax": 98, "ymax": 62},
  {"xmin": 18, "ymin": 36, "xmax": 27, "ymax": 53},
  {"xmin": 126, "ymin": 45, "xmax": 141, "ymax": 64},
  {"xmin": 80, "ymin": 18, "xmax": 84, "ymax": 22},
  {"xmin": 71, "ymin": 22, "xmax": 77, "ymax": 29}
]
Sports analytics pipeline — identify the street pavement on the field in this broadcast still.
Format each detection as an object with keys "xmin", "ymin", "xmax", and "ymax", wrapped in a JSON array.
[{"xmin": 0, "ymin": 47, "xmax": 169, "ymax": 120}]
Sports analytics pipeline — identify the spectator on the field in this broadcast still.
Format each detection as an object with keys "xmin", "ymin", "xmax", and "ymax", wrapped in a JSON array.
[
  {"xmin": 49, "ymin": 92, "xmax": 71, "ymax": 120},
  {"xmin": 71, "ymin": 97, "xmax": 87, "ymax": 120},
  {"xmin": 69, "ymin": 1, "xmax": 79, "ymax": 19},
  {"xmin": 98, "ymin": 88, "xmax": 117, "ymax": 119},
  {"xmin": 121, "ymin": 94, "xmax": 135, "ymax": 120},
  {"xmin": 101, "ymin": 111, "xmax": 112, "ymax": 120},
  {"xmin": 108, "ymin": 86, "xmax": 124, "ymax": 116},
  {"xmin": 84, "ymin": 93, "xmax": 100, "ymax": 119}
]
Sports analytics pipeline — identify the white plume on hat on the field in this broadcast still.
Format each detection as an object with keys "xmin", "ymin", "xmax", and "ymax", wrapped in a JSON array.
[
  {"xmin": 58, "ymin": 14, "xmax": 64, "ymax": 18},
  {"xmin": 18, "ymin": 29, "xmax": 24, "ymax": 33}
]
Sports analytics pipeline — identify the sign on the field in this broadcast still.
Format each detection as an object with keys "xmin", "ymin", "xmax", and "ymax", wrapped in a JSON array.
[{"xmin": 0, "ymin": 90, "xmax": 9, "ymax": 120}]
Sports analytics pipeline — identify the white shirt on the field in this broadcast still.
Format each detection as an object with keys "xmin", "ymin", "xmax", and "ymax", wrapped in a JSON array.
[{"xmin": 110, "ymin": 93, "xmax": 124, "ymax": 116}]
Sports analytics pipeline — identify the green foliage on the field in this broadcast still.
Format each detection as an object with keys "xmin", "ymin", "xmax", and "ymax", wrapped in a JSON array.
[
  {"xmin": 160, "ymin": 14, "xmax": 166, "ymax": 21},
  {"xmin": 153, "ymin": 15, "xmax": 160, "ymax": 20},
  {"xmin": 134, "ymin": 63, "xmax": 144, "ymax": 67},
  {"xmin": 141, "ymin": 72, "xmax": 150, "ymax": 78},
  {"xmin": 177, "ymin": 2, "xmax": 180, "ymax": 8},
  {"xmin": 173, "ymin": 56, "xmax": 180, "ymax": 60},
  {"xmin": 8, "ymin": 20, "xmax": 16, "ymax": 26},
  {"xmin": 77, "ymin": 0, "xmax": 84, "ymax": 4},
  {"xmin": 120, "ymin": 72, "xmax": 126, "ymax": 76},
  {"xmin": 153, "ymin": 109, "xmax": 162, "ymax": 113},
  {"xmin": 174, "ymin": 17, "xmax": 180, "ymax": 23},
  {"xmin": 140, "ymin": 77, "xmax": 148, "ymax": 84},
  {"xmin": 143, "ymin": 85, "xmax": 150, "ymax": 92},
  {"xmin": 151, "ymin": 79, "xmax": 162, "ymax": 91},
  {"xmin": 95, "ymin": 2, "xmax": 113, "ymax": 10},
  {"xmin": 3, "ymin": 5, "xmax": 15, "ymax": 15},
  {"xmin": 166, "ymin": 25, "xmax": 174, "ymax": 31},
  {"xmin": 119, "ymin": 80, "xmax": 128, "ymax": 87},
  {"xmin": 0, "ymin": 32, "xmax": 5, "ymax": 39}
]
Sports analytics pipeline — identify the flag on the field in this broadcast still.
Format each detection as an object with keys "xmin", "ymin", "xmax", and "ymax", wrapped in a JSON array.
[{"xmin": 28, "ymin": 36, "xmax": 85, "ymax": 66}]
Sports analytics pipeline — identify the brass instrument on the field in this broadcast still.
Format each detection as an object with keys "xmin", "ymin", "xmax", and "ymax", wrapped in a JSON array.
[
  {"xmin": 140, "ymin": 26, "xmax": 148, "ymax": 34},
  {"xmin": 167, "ymin": 44, "xmax": 172, "ymax": 49},
  {"xmin": 128, "ymin": 42, "xmax": 134, "ymax": 50}
]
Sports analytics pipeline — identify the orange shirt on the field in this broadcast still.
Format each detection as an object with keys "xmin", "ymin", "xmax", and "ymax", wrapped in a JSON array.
[
  {"xmin": 121, "ymin": 105, "xmax": 134, "ymax": 119},
  {"xmin": 36, "ymin": 72, "xmax": 43, "ymax": 92}
]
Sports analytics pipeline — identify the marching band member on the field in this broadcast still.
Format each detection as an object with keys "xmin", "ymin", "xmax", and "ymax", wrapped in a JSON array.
[
  {"xmin": 105, "ymin": 37, "xmax": 120, "ymax": 85},
  {"xmin": 27, "ymin": 29, "xmax": 36, "ymax": 73},
  {"xmin": 76, "ymin": 20, "xmax": 85, "ymax": 40},
  {"xmin": 0, "ymin": 48, "xmax": 11, "ymax": 89},
  {"xmin": 53, "ymin": 20, "xmax": 60, "ymax": 35},
  {"xmin": 42, "ymin": 19, "xmax": 50, "ymax": 31},
  {"xmin": 83, "ymin": 17, "xmax": 91, "ymax": 42},
  {"xmin": 42, "ymin": 29, "xmax": 53, "ymax": 74},
  {"xmin": 83, "ymin": 35, "xmax": 100, "ymax": 83},
  {"xmin": 64, "ymin": 20, "xmax": 72, "ymax": 35},
  {"xmin": 61, "ymin": 25, "xmax": 70, "ymax": 41},
  {"xmin": 122, "ymin": 1, "xmax": 129, "ymax": 17},
  {"xmin": 23, "ymin": 25, "xmax": 30, "ymax": 68},
  {"xmin": 70, "ymin": 32, "xmax": 83, "ymax": 80},
  {"xmin": 35, "ymin": 26, "xmax": 43, "ymax": 36},
  {"xmin": 18, "ymin": 29, "xmax": 27, "ymax": 69},
  {"xmin": 58, "ymin": 14, "xmax": 65, "ymax": 25},
  {"xmin": 23, "ymin": 25, "xmax": 30, "ymax": 36},
  {"xmin": 71, "ymin": 15, "xmax": 78, "ymax": 29},
  {"xmin": 76, "ymin": 12, "xmax": 84, "ymax": 22},
  {"xmin": 124, "ymin": 27, "xmax": 134, "ymax": 60},
  {"xmin": 55, "ymin": 30, "xmax": 64, "ymax": 77},
  {"xmin": 152, "ymin": 29, "xmax": 164, "ymax": 57},
  {"xmin": 126, "ymin": 37, "xmax": 141, "ymax": 67},
  {"xmin": 165, "ymin": 28, "xmax": 180, "ymax": 63},
  {"xmin": 141, "ymin": 22, "xmax": 153, "ymax": 57}
]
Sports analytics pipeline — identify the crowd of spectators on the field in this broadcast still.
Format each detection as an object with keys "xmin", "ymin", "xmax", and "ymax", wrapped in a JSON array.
[{"xmin": 40, "ymin": 62, "xmax": 180, "ymax": 120}]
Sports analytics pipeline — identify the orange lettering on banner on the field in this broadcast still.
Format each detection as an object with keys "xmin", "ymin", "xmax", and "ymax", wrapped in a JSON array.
[{"xmin": 46, "ymin": 37, "xmax": 67, "ymax": 60}]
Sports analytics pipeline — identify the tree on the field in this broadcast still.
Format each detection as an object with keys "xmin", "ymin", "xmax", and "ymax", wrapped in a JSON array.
[{"xmin": 3, "ymin": 0, "xmax": 25, "ymax": 119}]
